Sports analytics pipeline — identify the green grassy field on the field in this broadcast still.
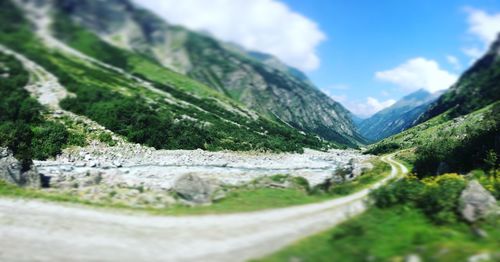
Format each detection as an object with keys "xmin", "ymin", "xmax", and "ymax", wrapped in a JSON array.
[
  {"xmin": 257, "ymin": 206, "xmax": 500, "ymax": 262},
  {"xmin": 258, "ymin": 154, "xmax": 500, "ymax": 262}
]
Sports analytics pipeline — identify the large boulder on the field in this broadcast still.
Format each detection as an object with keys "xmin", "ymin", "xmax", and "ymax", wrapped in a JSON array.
[
  {"xmin": 0, "ymin": 148, "xmax": 22, "ymax": 185},
  {"xmin": 173, "ymin": 173, "xmax": 214, "ymax": 204},
  {"xmin": 0, "ymin": 147, "xmax": 40, "ymax": 188},
  {"xmin": 459, "ymin": 180, "xmax": 497, "ymax": 222},
  {"xmin": 334, "ymin": 159, "xmax": 374, "ymax": 182}
]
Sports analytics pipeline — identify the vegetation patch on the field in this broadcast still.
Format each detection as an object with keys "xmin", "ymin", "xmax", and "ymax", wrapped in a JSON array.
[
  {"xmin": 0, "ymin": 1, "xmax": 329, "ymax": 153},
  {"xmin": 368, "ymin": 102, "xmax": 499, "ymax": 177},
  {"xmin": 258, "ymin": 206, "xmax": 500, "ymax": 262},
  {"xmin": 0, "ymin": 53, "xmax": 76, "ymax": 166}
]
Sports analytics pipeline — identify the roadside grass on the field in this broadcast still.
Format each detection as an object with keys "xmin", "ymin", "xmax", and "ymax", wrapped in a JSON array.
[
  {"xmin": 158, "ymin": 188, "xmax": 332, "ymax": 215},
  {"xmin": 394, "ymin": 149, "xmax": 416, "ymax": 171},
  {"xmin": 257, "ymin": 206, "xmax": 500, "ymax": 262},
  {"xmin": 0, "ymin": 158, "xmax": 392, "ymax": 215},
  {"xmin": 314, "ymin": 158, "xmax": 391, "ymax": 197}
]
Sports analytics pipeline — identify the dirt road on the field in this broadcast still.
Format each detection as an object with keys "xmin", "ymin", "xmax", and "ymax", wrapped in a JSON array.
[{"xmin": 0, "ymin": 155, "xmax": 407, "ymax": 262}]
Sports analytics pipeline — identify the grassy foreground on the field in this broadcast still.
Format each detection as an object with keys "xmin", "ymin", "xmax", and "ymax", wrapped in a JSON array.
[
  {"xmin": 258, "ymin": 154, "xmax": 500, "ymax": 262},
  {"xmin": 257, "ymin": 207, "xmax": 500, "ymax": 262},
  {"xmin": 0, "ymin": 158, "xmax": 390, "ymax": 215}
]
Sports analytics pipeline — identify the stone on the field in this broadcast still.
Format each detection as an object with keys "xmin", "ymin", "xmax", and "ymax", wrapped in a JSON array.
[
  {"xmin": 173, "ymin": 173, "xmax": 213, "ymax": 204},
  {"xmin": 112, "ymin": 161, "xmax": 122, "ymax": 167},
  {"xmin": 0, "ymin": 148, "xmax": 40, "ymax": 188},
  {"xmin": 404, "ymin": 254, "xmax": 422, "ymax": 262},
  {"xmin": 0, "ymin": 150, "xmax": 22, "ymax": 185},
  {"xmin": 459, "ymin": 180, "xmax": 497, "ymax": 222},
  {"xmin": 471, "ymin": 226, "xmax": 489, "ymax": 238},
  {"xmin": 21, "ymin": 167, "xmax": 42, "ymax": 188},
  {"xmin": 467, "ymin": 253, "xmax": 491, "ymax": 262}
]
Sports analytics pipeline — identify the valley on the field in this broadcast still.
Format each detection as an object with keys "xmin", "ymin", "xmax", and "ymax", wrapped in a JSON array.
[
  {"xmin": 0, "ymin": 0, "xmax": 499, "ymax": 261},
  {"xmin": 0, "ymin": 155, "xmax": 405, "ymax": 262}
]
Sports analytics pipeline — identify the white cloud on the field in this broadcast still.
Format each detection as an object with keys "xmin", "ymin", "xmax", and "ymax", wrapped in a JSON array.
[
  {"xmin": 462, "ymin": 8, "xmax": 500, "ymax": 60},
  {"xmin": 322, "ymin": 89, "xmax": 395, "ymax": 118},
  {"xmin": 465, "ymin": 8, "xmax": 500, "ymax": 46},
  {"xmin": 133, "ymin": 0, "xmax": 326, "ymax": 71},
  {"xmin": 375, "ymin": 57, "xmax": 458, "ymax": 93},
  {"xmin": 462, "ymin": 47, "xmax": 483, "ymax": 58},
  {"xmin": 446, "ymin": 55, "xmax": 461, "ymax": 70},
  {"xmin": 350, "ymin": 97, "xmax": 396, "ymax": 118}
]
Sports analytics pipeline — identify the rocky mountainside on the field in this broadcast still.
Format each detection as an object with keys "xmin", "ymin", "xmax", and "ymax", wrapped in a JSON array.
[
  {"xmin": 0, "ymin": 0, "xmax": 334, "ymax": 154},
  {"xmin": 48, "ymin": 0, "xmax": 365, "ymax": 146},
  {"xmin": 357, "ymin": 89, "xmax": 442, "ymax": 141},
  {"xmin": 415, "ymin": 34, "xmax": 500, "ymax": 125},
  {"xmin": 367, "ymin": 37, "xmax": 500, "ymax": 175}
]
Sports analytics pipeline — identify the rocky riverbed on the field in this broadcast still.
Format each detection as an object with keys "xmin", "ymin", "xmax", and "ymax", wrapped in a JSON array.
[
  {"xmin": 2, "ymin": 142, "xmax": 373, "ymax": 208},
  {"xmin": 35, "ymin": 141, "xmax": 372, "ymax": 190}
]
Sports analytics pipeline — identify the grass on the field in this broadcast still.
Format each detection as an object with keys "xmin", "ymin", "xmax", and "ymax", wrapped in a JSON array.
[
  {"xmin": 257, "ymin": 207, "xmax": 500, "ymax": 262},
  {"xmin": 394, "ymin": 149, "xmax": 416, "ymax": 171},
  {"xmin": 159, "ymin": 188, "xmax": 332, "ymax": 215},
  {"xmin": 367, "ymin": 102, "xmax": 499, "ymax": 155},
  {"xmin": 320, "ymin": 158, "xmax": 391, "ymax": 196},
  {"xmin": 0, "ymin": 182, "xmax": 328, "ymax": 215},
  {"xmin": 0, "ymin": 158, "xmax": 391, "ymax": 215}
]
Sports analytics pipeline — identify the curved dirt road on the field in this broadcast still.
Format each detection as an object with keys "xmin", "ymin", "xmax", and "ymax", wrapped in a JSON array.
[{"xmin": 0, "ymin": 155, "xmax": 407, "ymax": 262}]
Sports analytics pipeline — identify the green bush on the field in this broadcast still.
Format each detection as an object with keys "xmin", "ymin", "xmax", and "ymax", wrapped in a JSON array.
[
  {"xmin": 0, "ymin": 52, "xmax": 71, "ymax": 164},
  {"xmin": 419, "ymin": 174, "xmax": 466, "ymax": 224},
  {"xmin": 31, "ymin": 122, "xmax": 69, "ymax": 160},
  {"xmin": 371, "ymin": 176, "xmax": 426, "ymax": 208},
  {"xmin": 365, "ymin": 142, "xmax": 400, "ymax": 155},
  {"xmin": 97, "ymin": 133, "xmax": 116, "ymax": 146},
  {"xmin": 371, "ymin": 173, "xmax": 466, "ymax": 224}
]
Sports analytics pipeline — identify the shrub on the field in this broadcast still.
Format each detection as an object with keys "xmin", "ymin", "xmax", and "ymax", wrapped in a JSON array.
[
  {"xmin": 371, "ymin": 175, "xmax": 426, "ymax": 208},
  {"xmin": 0, "ymin": 52, "xmax": 70, "ymax": 163},
  {"xmin": 31, "ymin": 122, "xmax": 69, "ymax": 160},
  {"xmin": 97, "ymin": 132, "xmax": 116, "ymax": 146},
  {"xmin": 419, "ymin": 174, "xmax": 466, "ymax": 224},
  {"xmin": 371, "ymin": 173, "xmax": 466, "ymax": 224},
  {"xmin": 365, "ymin": 142, "xmax": 400, "ymax": 155}
]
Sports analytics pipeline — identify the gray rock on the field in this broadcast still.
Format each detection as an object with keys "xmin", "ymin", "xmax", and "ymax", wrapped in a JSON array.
[
  {"xmin": 0, "ymin": 148, "xmax": 40, "ymax": 188},
  {"xmin": 335, "ymin": 159, "xmax": 374, "ymax": 182},
  {"xmin": 404, "ymin": 254, "xmax": 422, "ymax": 262},
  {"xmin": 173, "ymin": 173, "xmax": 213, "ymax": 204},
  {"xmin": 471, "ymin": 226, "xmax": 489, "ymax": 238},
  {"xmin": 468, "ymin": 253, "xmax": 491, "ymax": 262},
  {"xmin": 0, "ymin": 150, "xmax": 22, "ymax": 185},
  {"xmin": 459, "ymin": 180, "xmax": 497, "ymax": 222},
  {"xmin": 21, "ymin": 167, "xmax": 42, "ymax": 188}
]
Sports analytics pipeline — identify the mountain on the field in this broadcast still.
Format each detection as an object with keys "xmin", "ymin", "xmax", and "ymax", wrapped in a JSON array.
[
  {"xmin": 0, "ymin": 0, "xmax": 335, "ymax": 154},
  {"xmin": 415, "ymin": 34, "xmax": 500, "ymax": 125},
  {"xmin": 357, "ymin": 89, "xmax": 442, "ymax": 141},
  {"xmin": 367, "ymin": 36, "xmax": 500, "ymax": 176},
  {"xmin": 47, "ymin": 0, "xmax": 365, "ymax": 147}
]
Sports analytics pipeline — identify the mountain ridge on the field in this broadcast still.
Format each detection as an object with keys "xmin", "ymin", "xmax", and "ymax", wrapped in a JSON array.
[
  {"xmin": 414, "ymin": 33, "xmax": 500, "ymax": 126},
  {"xmin": 357, "ymin": 89, "xmax": 442, "ymax": 141},
  {"xmin": 48, "ymin": 0, "xmax": 365, "ymax": 146}
]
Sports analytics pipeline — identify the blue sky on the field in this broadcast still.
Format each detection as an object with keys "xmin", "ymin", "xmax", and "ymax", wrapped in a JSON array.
[
  {"xmin": 137, "ymin": 0, "xmax": 500, "ymax": 117},
  {"xmin": 281, "ymin": 0, "xmax": 500, "ymax": 117}
]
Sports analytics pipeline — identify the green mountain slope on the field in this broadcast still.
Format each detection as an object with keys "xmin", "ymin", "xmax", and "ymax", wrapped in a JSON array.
[
  {"xmin": 0, "ymin": 0, "xmax": 329, "ymax": 153},
  {"xmin": 49, "ymin": 0, "xmax": 365, "ymax": 147},
  {"xmin": 367, "ymin": 37, "xmax": 500, "ymax": 176},
  {"xmin": 357, "ymin": 89, "xmax": 441, "ymax": 141},
  {"xmin": 415, "ymin": 34, "xmax": 500, "ymax": 125}
]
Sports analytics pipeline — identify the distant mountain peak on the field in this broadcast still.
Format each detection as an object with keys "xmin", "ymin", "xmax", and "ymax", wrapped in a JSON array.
[{"xmin": 357, "ymin": 89, "xmax": 441, "ymax": 141}]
